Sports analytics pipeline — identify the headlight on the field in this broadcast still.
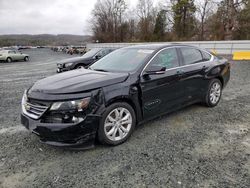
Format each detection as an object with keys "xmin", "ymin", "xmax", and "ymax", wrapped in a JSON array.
[
  {"xmin": 21, "ymin": 90, "xmax": 28, "ymax": 112},
  {"xmin": 50, "ymin": 98, "xmax": 90, "ymax": 112},
  {"xmin": 65, "ymin": 62, "xmax": 73, "ymax": 67},
  {"xmin": 22, "ymin": 90, "xmax": 28, "ymax": 104}
]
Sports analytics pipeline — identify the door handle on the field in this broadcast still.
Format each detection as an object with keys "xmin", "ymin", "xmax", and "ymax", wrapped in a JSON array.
[{"xmin": 202, "ymin": 65, "xmax": 207, "ymax": 70}]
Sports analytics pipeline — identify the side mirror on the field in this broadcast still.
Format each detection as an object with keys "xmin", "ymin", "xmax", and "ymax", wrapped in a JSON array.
[
  {"xmin": 143, "ymin": 65, "xmax": 166, "ymax": 76},
  {"xmin": 95, "ymin": 55, "xmax": 101, "ymax": 60}
]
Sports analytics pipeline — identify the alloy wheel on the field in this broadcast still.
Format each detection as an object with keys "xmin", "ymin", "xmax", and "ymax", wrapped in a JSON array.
[
  {"xmin": 209, "ymin": 82, "xmax": 221, "ymax": 104},
  {"xmin": 104, "ymin": 107, "xmax": 132, "ymax": 141}
]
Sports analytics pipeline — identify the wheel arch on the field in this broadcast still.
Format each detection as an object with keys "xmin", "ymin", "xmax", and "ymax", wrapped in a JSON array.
[
  {"xmin": 106, "ymin": 96, "xmax": 141, "ymax": 124},
  {"xmin": 74, "ymin": 63, "xmax": 86, "ymax": 69},
  {"xmin": 215, "ymin": 76, "xmax": 224, "ymax": 88}
]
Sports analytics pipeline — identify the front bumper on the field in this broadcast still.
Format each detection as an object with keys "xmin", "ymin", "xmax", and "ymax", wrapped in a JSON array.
[
  {"xmin": 21, "ymin": 113, "xmax": 101, "ymax": 149},
  {"xmin": 57, "ymin": 67, "xmax": 70, "ymax": 73},
  {"xmin": 0, "ymin": 56, "xmax": 6, "ymax": 61},
  {"xmin": 56, "ymin": 64, "xmax": 71, "ymax": 73}
]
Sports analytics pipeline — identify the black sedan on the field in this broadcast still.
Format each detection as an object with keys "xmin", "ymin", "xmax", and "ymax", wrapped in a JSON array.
[
  {"xmin": 21, "ymin": 44, "xmax": 230, "ymax": 148},
  {"xmin": 56, "ymin": 48, "xmax": 114, "ymax": 73}
]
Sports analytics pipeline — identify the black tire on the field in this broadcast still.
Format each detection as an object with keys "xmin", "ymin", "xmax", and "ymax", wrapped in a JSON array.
[
  {"xmin": 75, "ymin": 64, "xmax": 85, "ymax": 69},
  {"xmin": 24, "ymin": 56, "xmax": 29, "ymax": 61},
  {"xmin": 98, "ymin": 102, "xmax": 136, "ymax": 146},
  {"xmin": 6, "ymin": 57, "xmax": 12, "ymax": 63},
  {"xmin": 204, "ymin": 79, "xmax": 222, "ymax": 107}
]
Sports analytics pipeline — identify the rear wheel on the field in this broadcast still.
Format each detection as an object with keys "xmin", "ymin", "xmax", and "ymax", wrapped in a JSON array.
[
  {"xmin": 24, "ymin": 56, "xmax": 29, "ymax": 61},
  {"xmin": 98, "ymin": 102, "xmax": 136, "ymax": 145},
  {"xmin": 204, "ymin": 79, "xmax": 222, "ymax": 107},
  {"xmin": 6, "ymin": 57, "xmax": 12, "ymax": 63}
]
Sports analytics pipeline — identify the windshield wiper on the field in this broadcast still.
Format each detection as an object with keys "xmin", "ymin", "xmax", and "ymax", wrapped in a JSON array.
[{"xmin": 93, "ymin": 69, "xmax": 109, "ymax": 72}]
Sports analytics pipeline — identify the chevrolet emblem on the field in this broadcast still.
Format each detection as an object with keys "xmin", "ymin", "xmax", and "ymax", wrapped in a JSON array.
[{"xmin": 25, "ymin": 104, "xmax": 31, "ymax": 111}]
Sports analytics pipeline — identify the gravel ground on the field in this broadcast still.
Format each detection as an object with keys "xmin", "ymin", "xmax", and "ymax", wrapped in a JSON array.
[{"xmin": 0, "ymin": 49, "xmax": 249, "ymax": 188}]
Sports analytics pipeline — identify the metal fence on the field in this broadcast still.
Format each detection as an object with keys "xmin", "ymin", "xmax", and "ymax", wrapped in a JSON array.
[{"xmin": 86, "ymin": 40, "xmax": 250, "ymax": 55}]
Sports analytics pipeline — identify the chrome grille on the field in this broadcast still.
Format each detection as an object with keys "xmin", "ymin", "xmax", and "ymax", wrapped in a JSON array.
[
  {"xmin": 22, "ymin": 100, "xmax": 48, "ymax": 120},
  {"xmin": 57, "ymin": 64, "xmax": 63, "ymax": 68}
]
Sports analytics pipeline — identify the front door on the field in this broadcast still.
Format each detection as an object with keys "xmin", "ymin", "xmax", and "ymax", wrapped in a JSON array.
[
  {"xmin": 9, "ymin": 51, "xmax": 18, "ymax": 60},
  {"xmin": 140, "ymin": 48, "xmax": 185, "ymax": 120}
]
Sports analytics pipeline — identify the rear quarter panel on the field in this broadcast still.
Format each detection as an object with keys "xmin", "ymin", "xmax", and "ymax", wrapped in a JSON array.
[{"xmin": 206, "ymin": 57, "xmax": 230, "ymax": 88}]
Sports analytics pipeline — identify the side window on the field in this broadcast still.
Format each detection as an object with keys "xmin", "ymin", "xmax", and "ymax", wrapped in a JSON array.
[
  {"xmin": 97, "ymin": 49, "xmax": 108, "ymax": 57},
  {"xmin": 150, "ymin": 48, "xmax": 179, "ymax": 69},
  {"xmin": 102, "ymin": 49, "xmax": 110, "ymax": 56},
  {"xmin": 201, "ymin": 51, "xmax": 212, "ymax": 61},
  {"xmin": 180, "ymin": 47, "xmax": 203, "ymax": 65},
  {"xmin": 8, "ymin": 51, "xmax": 15, "ymax": 54},
  {"xmin": 95, "ymin": 51, "xmax": 103, "ymax": 57}
]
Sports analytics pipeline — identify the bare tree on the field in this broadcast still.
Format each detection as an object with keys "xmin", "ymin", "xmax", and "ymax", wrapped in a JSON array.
[
  {"xmin": 196, "ymin": 0, "xmax": 216, "ymax": 40},
  {"xmin": 91, "ymin": 0, "xmax": 128, "ymax": 42},
  {"xmin": 136, "ymin": 0, "xmax": 156, "ymax": 41}
]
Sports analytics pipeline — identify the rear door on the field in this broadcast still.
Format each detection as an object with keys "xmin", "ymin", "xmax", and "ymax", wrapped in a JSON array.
[
  {"xmin": 16, "ymin": 51, "xmax": 24, "ymax": 60},
  {"xmin": 177, "ymin": 47, "xmax": 212, "ymax": 100},
  {"xmin": 140, "ymin": 48, "xmax": 186, "ymax": 119}
]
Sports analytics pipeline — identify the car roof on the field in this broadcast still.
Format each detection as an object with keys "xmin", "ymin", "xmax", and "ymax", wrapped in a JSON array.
[
  {"xmin": 124, "ymin": 43, "xmax": 199, "ymax": 51},
  {"xmin": 0, "ymin": 50, "xmax": 9, "ymax": 53},
  {"xmin": 96, "ymin": 47, "xmax": 116, "ymax": 50}
]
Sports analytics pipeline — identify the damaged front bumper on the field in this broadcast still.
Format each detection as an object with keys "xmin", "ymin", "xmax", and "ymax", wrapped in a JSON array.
[{"xmin": 21, "ymin": 113, "xmax": 101, "ymax": 149}]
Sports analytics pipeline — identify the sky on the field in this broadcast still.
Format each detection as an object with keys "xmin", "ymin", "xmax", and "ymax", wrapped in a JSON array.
[{"xmin": 0, "ymin": 0, "xmax": 161, "ymax": 35}]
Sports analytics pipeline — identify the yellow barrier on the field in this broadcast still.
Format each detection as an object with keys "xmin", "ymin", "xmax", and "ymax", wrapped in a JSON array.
[
  {"xmin": 210, "ymin": 49, "xmax": 218, "ymax": 55},
  {"xmin": 233, "ymin": 51, "xmax": 250, "ymax": 60}
]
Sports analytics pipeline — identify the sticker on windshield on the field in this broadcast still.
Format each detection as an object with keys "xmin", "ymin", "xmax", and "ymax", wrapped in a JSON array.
[{"xmin": 138, "ymin": 49, "xmax": 154, "ymax": 54}]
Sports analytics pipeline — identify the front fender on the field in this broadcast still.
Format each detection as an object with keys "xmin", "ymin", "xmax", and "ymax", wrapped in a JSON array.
[{"xmin": 100, "ymin": 83, "xmax": 143, "ymax": 123}]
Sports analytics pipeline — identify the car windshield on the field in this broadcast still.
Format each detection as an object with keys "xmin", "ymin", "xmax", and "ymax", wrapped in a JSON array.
[
  {"xmin": 82, "ymin": 48, "xmax": 101, "ymax": 58},
  {"xmin": 90, "ymin": 48, "xmax": 154, "ymax": 72}
]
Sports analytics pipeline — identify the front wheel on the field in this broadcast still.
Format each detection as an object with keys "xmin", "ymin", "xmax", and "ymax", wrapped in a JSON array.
[
  {"xmin": 204, "ymin": 79, "xmax": 222, "ymax": 107},
  {"xmin": 6, "ymin": 57, "xmax": 12, "ymax": 63},
  {"xmin": 98, "ymin": 102, "xmax": 136, "ymax": 145},
  {"xmin": 76, "ymin": 64, "xmax": 85, "ymax": 69}
]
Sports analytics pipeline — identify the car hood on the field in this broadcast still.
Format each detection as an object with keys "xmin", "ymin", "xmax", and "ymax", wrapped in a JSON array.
[
  {"xmin": 58, "ymin": 56, "xmax": 91, "ymax": 64},
  {"xmin": 28, "ymin": 69, "xmax": 129, "ymax": 95}
]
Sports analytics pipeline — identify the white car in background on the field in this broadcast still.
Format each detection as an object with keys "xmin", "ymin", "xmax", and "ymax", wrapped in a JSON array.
[{"xmin": 0, "ymin": 50, "xmax": 29, "ymax": 63}]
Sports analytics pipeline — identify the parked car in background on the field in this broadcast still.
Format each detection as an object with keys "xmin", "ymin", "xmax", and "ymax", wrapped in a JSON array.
[
  {"xmin": 75, "ymin": 47, "xmax": 87, "ymax": 55},
  {"xmin": 56, "ymin": 48, "xmax": 115, "ymax": 73},
  {"xmin": 51, "ymin": 46, "xmax": 88, "ymax": 55},
  {"xmin": 21, "ymin": 44, "xmax": 230, "ymax": 148},
  {"xmin": 66, "ymin": 47, "xmax": 87, "ymax": 55},
  {"xmin": 0, "ymin": 50, "xmax": 29, "ymax": 63}
]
